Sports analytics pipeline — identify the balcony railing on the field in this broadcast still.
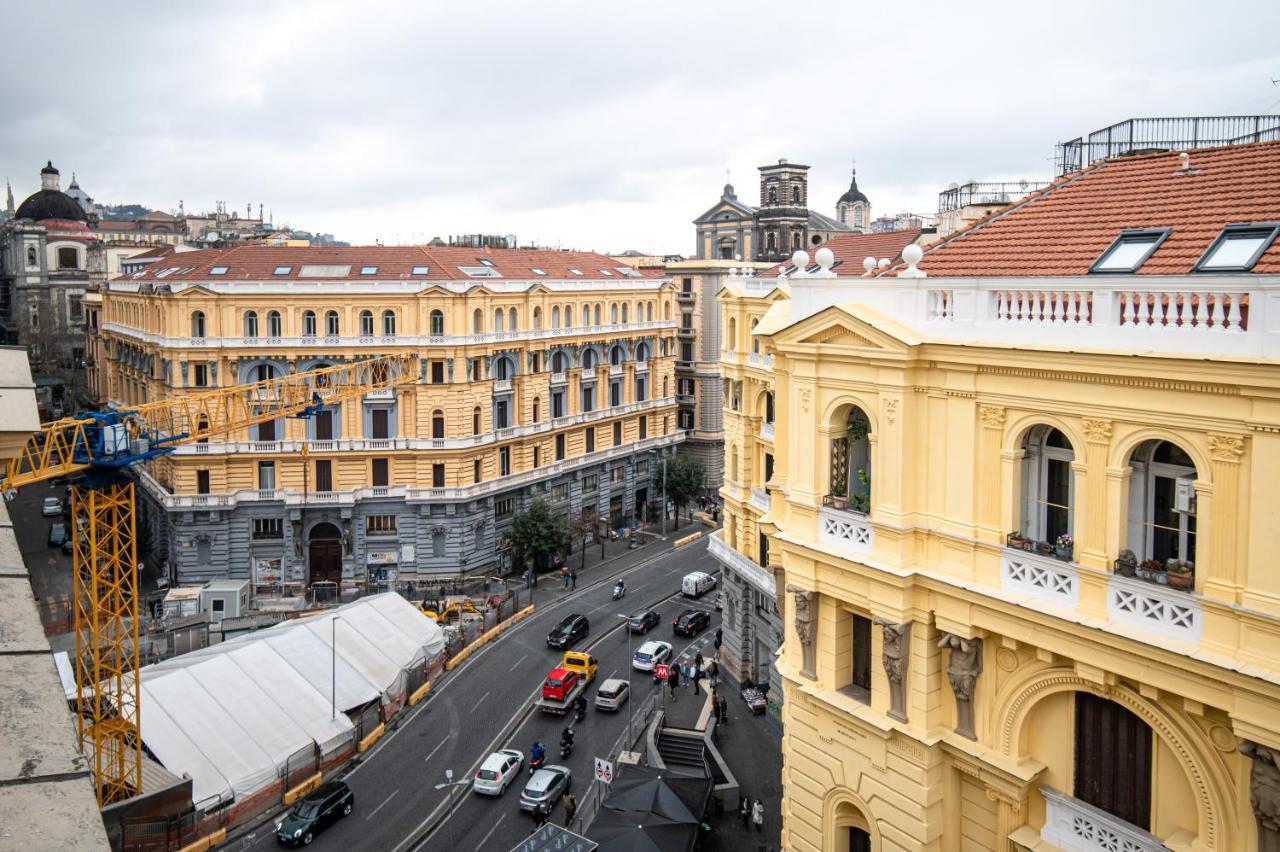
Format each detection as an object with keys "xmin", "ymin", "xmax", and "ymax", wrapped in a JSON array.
[
  {"xmin": 1040, "ymin": 786, "xmax": 1167, "ymax": 851},
  {"xmin": 1056, "ymin": 114, "xmax": 1280, "ymax": 175},
  {"xmin": 707, "ymin": 529, "xmax": 775, "ymax": 597},
  {"xmin": 1107, "ymin": 573, "xmax": 1202, "ymax": 645},
  {"xmin": 677, "ymin": 291, "xmax": 695, "ymax": 302},
  {"xmin": 551, "ymin": 371, "xmax": 567, "ymax": 385},
  {"xmin": 608, "ymin": 364, "xmax": 623, "ymax": 377},
  {"xmin": 937, "ymin": 180, "xmax": 1050, "ymax": 212},
  {"xmin": 817, "ymin": 504, "xmax": 873, "ymax": 554},
  {"xmin": 493, "ymin": 379, "xmax": 513, "ymax": 394},
  {"xmin": 749, "ymin": 487, "xmax": 770, "ymax": 512},
  {"xmin": 1000, "ymin": 548, "xmax": 1079, "ymax": 609},
  {"xmin": 759, "ymin": 422, "xmax": 775, "ymax": 442}
]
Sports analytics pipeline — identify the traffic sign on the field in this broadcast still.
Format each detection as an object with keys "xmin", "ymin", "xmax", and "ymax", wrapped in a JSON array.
[
  {"xmin": 594, "ymin": 757, "xmax": 614, "ymax": 785},
  {"xmin": 654, "ymin": 663, "xmax": 670, "ymax": 680}
]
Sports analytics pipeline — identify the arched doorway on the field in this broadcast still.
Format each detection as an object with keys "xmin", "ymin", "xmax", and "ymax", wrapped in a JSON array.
[{"xmin": 308, "ymin": 522, "xmax": 343, "ymax": 587}]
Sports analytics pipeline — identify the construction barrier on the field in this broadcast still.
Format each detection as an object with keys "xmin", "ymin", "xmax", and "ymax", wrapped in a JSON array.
[
  {"xmin": 445, "ymin": 604, "xmax": 535, "ymax": 671},
  {"xmin": 176, "ymin": 828, "xmax": 225, "ymax": 852},
  {"xmin": 282, "ymin": 773, "xmax": 322, "ymax": 805},
  {"xmin": 674, "ymin": 531, "xmax": 703, "ymax": 548},
  {"xmin": 408, "ymin": 680, "xmax": 432, "ymax": 706},
  {"xmin": 357, "ymin": 722, "xmax": 386, "ymax": 753}
]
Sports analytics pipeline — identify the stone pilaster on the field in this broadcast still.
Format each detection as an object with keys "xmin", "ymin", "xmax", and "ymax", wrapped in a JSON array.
[
  {"xmin": 1080, "ymin": 419, "xmax": 1112, "ymax": 570},
  {"xmin": 986, "ymin": 786, "xmax": 1029, "ymax": 852},
  {"xmin": 1203, "ymin": 433, "xmax": 1245, "ymax": 603},
  {"xmin": 978, "ymin": 406, "xmax": 1006, "ymax": 541}
]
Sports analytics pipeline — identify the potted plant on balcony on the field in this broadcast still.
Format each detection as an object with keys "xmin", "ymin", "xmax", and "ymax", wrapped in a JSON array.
[
  {"xmin": 1166, "ymin": 559, "xmax": 1194, "ymax": 590},
  {"xmin": 1114, "ymin": 549, "xmax": 1137, "ymax": 577},
  {"xmin": 830, "ymin": 472, "xmax": 847, "ymax": 510},
  {"xmin": 1053, "ymin": 533, "xmax": 1074, "ymax": 561},
  {"xmin": 1007, "ymin": 531, "xmax": 1027, "ymax": 550},
  {"xmin": 1136, "ymin": 559, "xmax": 1165, "ymax": 584}
]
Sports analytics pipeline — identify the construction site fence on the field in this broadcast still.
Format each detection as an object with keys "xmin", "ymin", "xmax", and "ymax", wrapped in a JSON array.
[
  {"xmin": 568, "ymin": 691, "xmax": 662, "ymax": 837},
  {"xmin": 121, "ymin": 793, "xmax": 232, "ymax": 852}
]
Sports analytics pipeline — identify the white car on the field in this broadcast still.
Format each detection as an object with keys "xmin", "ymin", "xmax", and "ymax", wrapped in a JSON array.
[
  {"xmin": 472, "ymin": 748, "xmax": 523, "ymax": 796},
  {"xmin": 41, "ymin": 497, "xmax": 63, "ymax": 517},
  {"xmin": 595, "ymin": 678, "xmax": 630, "ymax": 711},
  {"xmin": 632, "ymin": 640, "xmax": 673, "ymax": 672}
]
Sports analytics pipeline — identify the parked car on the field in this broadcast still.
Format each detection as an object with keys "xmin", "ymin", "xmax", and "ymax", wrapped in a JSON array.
[
  {"xmin": 595, "ymin": 678, "xmax": 630, "ymax": 712},
  {"xmin": 519, "ymin": 765, "xmax": 571, "ymax": 812},
  {"xmin": 472, "ymin": 749, "xmax": 523, "ymax": 796},
  {"xmin": 48, "ymin": 522, "xmax": 68, "ymax": 548},
  {"xmin": 673, "ymin": 609, "xmax": 711, "ymax": 637},
  {"xmin": 627, "ymin": 610, "xmax": 660, "ymax": 634},
  {"xmin": 632, "ymin": 640, "xmax": 673, "ymax": 672},
  {"xmin": 276, "ymin": 781, "xmax": 354, "ymax": 846},
  {"xmin": 681, "ymin": 571, "xmax": 717, "ymax": 598},
  {"xmin": 546, "ymin": 614, "xmax": 589, "ymax": 649},
  {"xmin": 41, "ymin": 497, "xmax": 62, "ymax": 517}
]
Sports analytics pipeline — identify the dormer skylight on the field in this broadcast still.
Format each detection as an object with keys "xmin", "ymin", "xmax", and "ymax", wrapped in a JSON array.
[
  {"xmin": 459, "ymin": 266, "xmax": 503, "ymax": 278},
  {"xmin": 273, "ymin": 266, "xmax": 292, "ymax": 275},
  {"xmin": 600, "ymin": 269, "xmax": 614, "ymax": 276},
  {"xmin": 616, "ymin": 267, "xmax": 641, "ymax": 277},
  {"xmin": 531, "ymin": 268, "xmax": 547, "ymax": 276},
  {"xmin": 209, "ymin": 266, "xmax": 229, "ymax": 275},
  {"xmin": 360, "ymin": 266, "xmax": 378, "ymax": 275},
  {"xmin": 477, "ymin": 258, "xmax": 496, "ymax": 267},
  {"xmin": 411, "ymin": 265, "xmax": 430, "ymax": 275},
  {"xmin": 1090, "ymin": 228, "xmax": 1170, "ymax": 273},
  {"xmin": 568, "ymin": 268, "xmax": 584, "ymax": 276},
  {"xmin": 1194, "ymin": 223, "xmax": 1280, "ymax": 273}
]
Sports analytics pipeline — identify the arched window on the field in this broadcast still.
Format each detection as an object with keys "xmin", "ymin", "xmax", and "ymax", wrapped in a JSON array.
[
  {"xmin": 829, "ymin": 406, "xmax": 872, "ymax": 513},
  {"xmin": 582, "ymin": 349, "xmax": 597, "ymax": 369},
  {"xmin": 533, "ymin": 307, "xmax": 542, "ymax": 329},
  {"xmin": 495, "ymin": 356, "xmax": 512, "ymax": 380},
  {"xmin": 472, "ymin": 406, "xmax": 482, "ymax": 435},
  {"xmin": 508, "ymin": 307, "xmax": 517, "ymax": 331},
  {"xmin": 243, "ymin": 311, "xmax": 259, "ymax": 337},
  {"xmin": 532, "ymin": 397, "xmax": 541, "ymax": 422},
  {"xmin": 429, "ymin": 309, "xmax": 444, "ymax": 336},
  {"xmin": 432, "ymin": 529, "xmax": 446, "ymax": 558},
  {"xmin": 766, "ymin": 232, "xmax": 777, "ymax": 254},
  {"xmin": 381, "ymin": 310, "xmax": 396, "ymax": 336},
  {"xmin": 1019, "ymin": 427, "xmax": 1075, "ymax": 549},
  {"xmin": 473, "ymin": 308, "xmax": 483, "ymax": 333},
  {"xmin": 25, "ymin": 246, "xmax": 37, "ymax": 267},
  {"xmin": 582, "ymin": 305, "xmax": 591, "ymax": 326},
  {"xmin": 767, "ymin": 185, "xmax": 777, "ymax": 204},
  {"xmin": 253, "ymin": 363, "xmax": 277, "ymax": 382},
  {"xmin": 552, "ymin": 351, "xmax": 568, "ymax": 373},
  {"xmin": 1126, "ymin": 440, "xmax": 1198, "ymax": 568},
  {"xmin": 494, "ymin": 309, "xmax": 504, "ymax": 333},
  {"xmin": 610, "ymin": 346, "xmax": 623, "ymax": 366},
  {"xmin": 792, "ymin": 186, "xmax": 801, "ymax": 204},
  {"xmin": 765, "ymin": 391, "xmax": 775, "ymax": 424},
  {"xmin": 610, "ymin": 304, "xmax": 619, "ymax": 324},
  {"xmin": 727, "ymin": 317, "xmax": 737, "ymax": 349},
  {"xmin": 302, "ymin": 310, "xmax": 317, "ymax": 336},
  {"xmin": 191, "ymin": 311, "xmax": 206, "ymax": 338},
  {"xmin": 594, "ymin": 304, "xmax": 602, "ymax": 326},
  {"xmin": 360, "ymin": 310, "xmax": 374, "ymax": 336},
  {"xmin": 432, "ymin": 409, "xmax": 445, "ymax": 439},
  {"xmin": 552, "ymin": 306, "xmax": 560, "ymax": 328},
  {"xmin": 751, "ymin": 318, "xmax": 760, "ymax": 354},
  {"xmin": 564, "ymin": 304, "xmax": 573, "ymax": 327},
  {"xmin": 664, "ymin": 302, "xmax": 672, "ymax": 321},
  {"xmin": 792, "ymin": 231, "xmax": 802, "ymax": 251},
  {"xmin": 635, "ymin": 342, "xmax": 650, "ymax": 362},
  {"xmin": 325, "ymin": 310, "xmax": 339, "ymax": 335},
  {"xmin": 267, "ymin": 310, "xmax": 282, "ymax": 337},
  {"xmin": 621, "ymin": 303, "xmax": 628, "ymax": 323},
  {"xmin": 647, "ymin": 302, "xmax": 654, "ymax": 322}
]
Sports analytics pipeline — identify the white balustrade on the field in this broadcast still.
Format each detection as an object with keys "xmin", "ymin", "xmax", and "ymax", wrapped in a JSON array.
[
  {"xmin": 722, "ymin": 350, "xmax": 737, "ymax": 363},
  {"xmin": 1041, "ymin": 786, "xmax": 1167, "ymax": 852},
  {"xmin": 493, "ymin": 379, "xmax": 513, "ymax": 393},
  {"xmin": 1001, "ymin": 548, "xmax": 1080, "ymax": 608},
  {"xmin": 1107, "ymin": 574, "xmax": 1202, "ymax": 644},
  {"xmin": 707, "ymin": 529, "xmax": 775, "ymax": 597},
  {"xmin": 759, "ymin": 422, "xmax": 775, "ymax": 442},
  {"xmin": 749, "ymin": 487, "xmax": 771, "ymax": 512},
  {"xmin": 551, "ymin": 371, "xmax": 568, "ymax": 385},
  {"xmin": 609, "ymin": 364, "xmax": 623, "ymax": 376},
  {"xmin": 994, "ymin": 290, "xmax": 1093, "ymax": 325},
  {"xmin": 817, "ymin": 506, "xmax": 873, "ymax": 553},
  {"xmin": 926, "ymin": 289, "xmax": 954, "ymax": 320},
  {"xmin": 1117, "ymin": 289, "xmax": 1245, "ymax": 331}
]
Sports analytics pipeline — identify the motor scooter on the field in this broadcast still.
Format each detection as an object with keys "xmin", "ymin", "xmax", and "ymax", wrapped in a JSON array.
[
  {"xmin": 529, "ymin": 746, "xmax": 546, "ymax": 774},
  {"xmin": 559, "ymin": 730, "xmax": 575, "ymax": 759},
  {"xmin": 612, "ymin": 582, "xmax": 625, "ymax": 601}
]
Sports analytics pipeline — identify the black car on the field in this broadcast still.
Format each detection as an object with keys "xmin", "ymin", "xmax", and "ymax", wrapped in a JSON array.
[
  {"xmin": 48, "ymin": 522, "xmax": 68, "ymax": 548},
  {"xmin": 276, "ymin": 781, "xmax": 354, "ymax": 846},
  {"xmin": 547, "ymin": 614, "xmax": 589, "ymax": 649},
  {"xmin": 673, "ymin": 609, "xmax": 711, "ymax": 637},
  {"xmin": 627, "ymin": 610, "xmax": 660, "ymax": 634}
]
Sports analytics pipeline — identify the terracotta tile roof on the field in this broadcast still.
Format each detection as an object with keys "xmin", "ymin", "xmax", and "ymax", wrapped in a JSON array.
[
  {"xmin": 768, "ymin": 229, "xmax": 923, "ymax": 277},
  {"xmin": 913, "ymin": 142, "xmax": 1280, "ymax": 277},
  {"xmin": 129, "ymin": 245, "xmax": 666, "ymax": 282}
]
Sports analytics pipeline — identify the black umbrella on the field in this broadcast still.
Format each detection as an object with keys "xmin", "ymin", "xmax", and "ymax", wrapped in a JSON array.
[
  {"xmin": 588, "ymin": 808, "xmax": 696, "ymax": 852},
  {"xmin": 603, "ymin": 776, "xmax": 699, "ymax": 824}
]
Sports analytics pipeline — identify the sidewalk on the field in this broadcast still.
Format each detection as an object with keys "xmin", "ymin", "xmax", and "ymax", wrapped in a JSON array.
[{"xmin": 706, "ymin": 683, "xmax": 783, "ymax": 851}]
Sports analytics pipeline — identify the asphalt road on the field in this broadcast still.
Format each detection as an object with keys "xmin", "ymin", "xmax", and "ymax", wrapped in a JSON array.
[
  {"xmin": 10, "ymin": 479, "xmax": 75, "ymax": 605},
  {"xmin": 229, "ymin": 536, "xmax": 721, "ymax": 852}
]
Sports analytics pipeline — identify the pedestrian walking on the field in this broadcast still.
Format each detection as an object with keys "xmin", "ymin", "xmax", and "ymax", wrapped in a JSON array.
[
  {"xmin": 532, "ymin": 801, "xmax": 550, "ymax": 830},
  {"xmin": 739, "ymin": 796, "xmax": 751, "ymax": 829},
  {"xmin": 570, "ymin": 569, "xmax": 577, "ymax": 590},
  {"xmin": 695, "ymin": 651, "xmax": 704, "ymax": 674},
  {"xmin": 564, "ymin": 792, "xmax": 578, "ymax": 824},
  {"xmin": 752, "ymin": 798, "xmax": 764, "ymax": 832},
  {"xmin": 669, "ymin": 672, "xmax": 678, "ymax": 701},
  {"xmin": 719, "ymin": 694, "xmax": 729, "ymax": 724},
  {"xmin": 714, "ymin": 628, "xmax": 723, "ymax": 650}
]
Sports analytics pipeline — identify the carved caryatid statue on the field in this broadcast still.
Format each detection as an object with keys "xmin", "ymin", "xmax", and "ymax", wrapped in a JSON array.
[
  {"xmin": 786, "ymin": 585, "xmax": 817, "ymax": 678},
  {"xmin": 938, "ymin": 633, "xmax": 983, "ymax": 739}
]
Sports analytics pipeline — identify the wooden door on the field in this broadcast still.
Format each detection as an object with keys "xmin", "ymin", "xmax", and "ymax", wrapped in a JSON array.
[
  {"xmin": 1074, "ymin": 692, "xmax": 1152, "ymax": 829},
  {"xmin": 371, "ymin": 408, "xmax": 389, "ymax": 439},
  {"xmin": 849, "ymin": 828, "xmax": 871, "ymax": 852},
  {"xmin": 315, "ymin": 410, "xmax": 333, "ymax": 440}
]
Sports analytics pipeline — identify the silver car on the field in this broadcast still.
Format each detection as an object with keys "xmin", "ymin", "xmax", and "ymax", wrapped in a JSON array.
[
  {"xmin": 41, "ymin": 497, "xmax": 62, "ymax": 517},
  {"xmin": 519, "ymin": 765, "xmax": 571, "ymax": 812},
  {"xmin": 595, "ymin": 678, "xmax": 630, "ymax": 712}
]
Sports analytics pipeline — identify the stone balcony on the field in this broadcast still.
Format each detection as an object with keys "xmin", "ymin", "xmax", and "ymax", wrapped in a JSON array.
[
  {"xmin": 749, "ymin": 487, "xmax": 771, "ymax": 512},
  {"xmin": 1039, "ymin": 786, "xmax": 1167, "ymax": 852},
  {"xmin": 493, "ymin": 378, "xmax": 513, "ymax": 393},
  {"xmin": 707, "ymin": 529, "xmax": 775, "ymax": 598},
  {"xmin": 759, "ymin": 422, "xmax": 775, "ymax": 442}
]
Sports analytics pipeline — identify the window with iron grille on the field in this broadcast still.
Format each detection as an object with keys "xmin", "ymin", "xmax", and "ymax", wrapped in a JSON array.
[
  {"xmin": 367, "ymin": 514, "xmax": 397, "ymax": 535},
  {"xmin": 252, "ymin": 518, "xmax": 283, "ymax": 539}
]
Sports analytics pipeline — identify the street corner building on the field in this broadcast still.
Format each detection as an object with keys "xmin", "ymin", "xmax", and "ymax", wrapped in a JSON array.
[
  {"xmin": 98, "ymin": 244, "xmax": 684, "ymax": 592},
  {"xmin": 714, "ymin": 140, "xmax": 1280, "ymax": 850}
]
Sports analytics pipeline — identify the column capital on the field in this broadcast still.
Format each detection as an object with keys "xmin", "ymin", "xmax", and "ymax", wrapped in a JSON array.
[
  {"xmin": 979, "ymin": 405, "xmax": 1006, "ymax": 429},
  {"xmin": 1208, "ymin": 433, "xmax": 1245, "ymax": 463},
  {"xmin": 1082, "ymin": 418, "xmax": 1113, "ymax": 444}
]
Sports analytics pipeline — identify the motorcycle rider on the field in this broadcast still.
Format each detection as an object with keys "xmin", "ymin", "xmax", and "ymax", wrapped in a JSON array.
[
  {"xmin": 530, "ymin": 740, "xmax": 546, "ymax": 766},
  {"xmin": 573, "ymin": 694, "xmax": 588, "ymax": 718},
  {"xmin": 613, "ymin": 578, "xmax": 625, "ymax": 598},
  {"xmin": 560, "ymin": 726, "xmax": 575, "ymax": 748}
]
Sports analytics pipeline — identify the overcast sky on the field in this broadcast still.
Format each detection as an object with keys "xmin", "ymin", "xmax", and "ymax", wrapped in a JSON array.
[{"xmin": 4, "ymin": 1, "xmax": 1278, "ymax": 254}]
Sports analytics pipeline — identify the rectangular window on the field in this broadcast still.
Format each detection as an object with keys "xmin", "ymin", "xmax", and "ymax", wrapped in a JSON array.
[
  {"xmin": 638, "ymin": 417, "xmax": 647, "ymax": 440},
  {"xmin": 1194, "ymin": 223, "xmax": 1280, "ymax": 272},
  {"xmin": 432, "ymin": 463, "xmax": 445, "ymax": 488},
  {"xmin": 531, "ymin": 352, "xmax": 540, "ymax": 373},
  {"xmin": 636, "ymin": 460, "xmax": 648, "ymax": 476},
  {"xmin": 682, "ymin": 313, "xmax": 693, "ymax": 329},
  {"xmin": 367, "ymin": 514, "xmax": 397, "ymax": 535},
  {"xmin": 681, "ymin": 276, "xmax": 692, "ymax": 293},
  {"xmin": 372, "ymin": 458, "xmax": 389, "ymax": 487},
  {"xmin": 1090, "ymin": 228, "xmax": 1170, "ymax": 273},
  {"xmin": 555, "ymin": 434, "xmax": 566, "ymax": 461},
  {"xmin": 315, "ymin": 460, "xmax": 332, "ymax": 491},
  {"xmin": 850, "ymin": 613, "xmax": 872, "ymax": 702},
  {"xmin": 196, "ymin": 469, "xmax": 210, "ymax": 494},
  {"xmin": 552, "ymin": 483, "xmax": 569, "ymax": 501},
  {"xmin": 613, "ymin": 421, "xmax": 622, "ymax": 446},
  {"xmin": 472, "ymin": 357, "xmax": 483, "ymax": 380},
  {"xmin": 681, "ymin": 342, "xmax": 694, "ymax": 362},
  {"xmin": 257, "ymin": 419, "xmax": 276, "ymax": 441},
  {"xmin": 552, "ymin": 391, "xmax": 565, "ymax": 419},
  {"xmin": 209, "ymin": 266, "xmax": 229, "ymax": 275},
  {"xmin": 273, "ymin": 266, "xmax": 292, "ymax": 275},
  {"xmin": 610, "ymin": 382, "xmax": 621, "ymax": 407},
  {"xmin": 582, "ymin": 387, "xmax": 594, "ymax": 413},
  {"xmin": 499, "ymin": 447, "xmax": 510, "ymax": 476},
  {"xmin": 193, "ymin": 364, "xmax": 208, "ymax": 387},
  {"xmin": 764, "ymin": 453, "xmax": 774, "ymax": 484},
  {"xmin": 495, "ymin": 400, "xmax": 509, "ymax": 429},
  {"xmin": 370, "ymin": 408, "xmax": 390, "ymax": 439},
  {"xmin": 582, "ymin": 474, "xmax": 598, "ymax": 493},
  {"xmin": 57, "ymin": 247, "xmax": 78, "ymax": 269},
  {"xmin": 679, "ymin": 409, "xmax": 694, "ymax": 430},
  {"xmin": 585, "ymin": 427, "xmax": 595, "ymax": 453},
  {"xmin": 533, "ymin": 445, "xmax": 540, "ymax": 467},
  {"xmin": 495, "ymin": 498, "xmax": 514, "ymax": 518},
  {"xmin": 431, "ymin": 361, "xmax": 445, "ymax": 383},
  {"xmin": 360, "ymin": 266, "xmax": 378, "ymax": 275},
  {"xmin": 257, "ymin": 461, "xmax": 275, "ymax": 490},
  {"xmin": 252, "ymin": 518, "xmax": 282, "ymax": 539},
  {"xmin": 412, "ymin": 265, "xmax": 430, "ymax": 275},
  {"xmin": 473, "ymin": 459, "xmax": 482, "ymax": 483},
  {"xmin": 611, "ymin": 467, "xmax": 625, "ymax": 484}
]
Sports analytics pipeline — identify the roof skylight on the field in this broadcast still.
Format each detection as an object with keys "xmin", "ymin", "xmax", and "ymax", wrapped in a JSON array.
[
  {"xmin": 273, "ymin": 266, "xmax": 292, "ymax": 275},
  {"xmin": 600, "ymin": 269, "xmax": 614, "ymax": 276},
  {"xmin": 360, "ymin": 266, "xmax": 378, "ymax": 275},
  {"xmin": 1194, "ymin": 223, "xmax": 1280, "ymax": 273},
  {"xmin": 458, "ymin": 266, "xmax": 503, "ymax": 278},
  {"xmin": 411, "ymin": 265, "xmax": 430, "ymax": 275},
  {"xmin": 531, "ymin": 268, "xmax": 547, "ymax": 276},
  {"xmin": 616, "ymin": 267, "xmax": 641, "ymax": 277},
  {"xmin": 1090, "ymin": 228, "xmax": 1170, "ymax": 274},
  {"xmin": 477, "ymin": 258, "xmax": 496, "ymax": 267},
  {"xmin": 568, "ymin": 268, "xmax": 584, "ymax": 276},
  {"xmin": 209, "ymin": 266, "xmax": 229, "ymax": 275}
]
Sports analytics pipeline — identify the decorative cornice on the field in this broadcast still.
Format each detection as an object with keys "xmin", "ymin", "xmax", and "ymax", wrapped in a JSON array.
[
  {"xmin": 977, "ymin": 365, "xmax": 1240, "ymax": 396},
  {"xmin": 1082, "ymin": 419, "xmax": 1113, "ymax": 444},
  {"xmin": 1207, "ymin": 434, "xmax": 1245, "ymax": 463},
  {"xmin": 979, "ymin": 406, "xmax": 1006, "ymax": 429}
]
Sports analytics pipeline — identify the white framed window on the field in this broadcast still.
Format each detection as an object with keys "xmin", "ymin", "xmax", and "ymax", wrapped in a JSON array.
[
  {"xmin": 1194, "ymin": 223, "xmax": 1280, "ymax": 272},
  {"xmin": 1019, "ymin": 426, "xmax": 1074, "ymax": 545},
  {"xmin": 1091, "ymin": 228, "xmax": 1170, "ymax": 273},
  {"xmin": 1127, "ymin": 440, "xmax": 1197, "ymax": 563}
]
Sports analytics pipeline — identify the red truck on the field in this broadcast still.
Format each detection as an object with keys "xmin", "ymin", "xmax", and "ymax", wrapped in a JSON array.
[{"xmin": 536, "ymin": 667, "xmax": 584, "ymax": 715}]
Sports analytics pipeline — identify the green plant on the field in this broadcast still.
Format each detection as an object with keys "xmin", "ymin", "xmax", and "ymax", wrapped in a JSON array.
[{"xmin": 847, "ymin": 411, "xmax": 871, "ymax": 443}]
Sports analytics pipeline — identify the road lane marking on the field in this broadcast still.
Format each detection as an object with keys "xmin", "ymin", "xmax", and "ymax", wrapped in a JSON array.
[
  {"xmin": 423, "ymin": 737, "xmax": 449, "ymax": 764},
  {"xmin": 471, "ymin": 691, "xmax": 491, "ymax": 713},
  {"xmin": 509, "ymin": 654, "xmax": 528, "ymax": 672},
  {"xmin": 473, "ymin": 814, "xmax": 507, "ymax": 851},
  {"xmin": 366, "ymin": 789, "xmax": 399, "ymax": 821}
]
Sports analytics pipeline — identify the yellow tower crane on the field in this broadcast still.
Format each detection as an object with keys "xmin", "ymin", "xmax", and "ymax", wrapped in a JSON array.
[{"xmin": 2, "ymin": 354, "xmax": 418, "ymax": 805}]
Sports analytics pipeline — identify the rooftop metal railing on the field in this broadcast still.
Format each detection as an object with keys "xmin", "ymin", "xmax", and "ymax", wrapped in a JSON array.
[{"xmin": 1057, "ymin": 115, "xmax": 1280, "ymax": 175}]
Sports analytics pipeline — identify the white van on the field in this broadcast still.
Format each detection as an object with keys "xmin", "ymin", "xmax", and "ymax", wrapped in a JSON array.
[{"xmin": 681, "ymin": 571, "xmax": 717, "ymax": 598}]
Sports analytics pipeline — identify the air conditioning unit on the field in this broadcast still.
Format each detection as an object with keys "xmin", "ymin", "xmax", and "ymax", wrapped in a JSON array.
[{"xmin": 1174, "ymin": 476, "xmax": 1197, "ymax": 514}]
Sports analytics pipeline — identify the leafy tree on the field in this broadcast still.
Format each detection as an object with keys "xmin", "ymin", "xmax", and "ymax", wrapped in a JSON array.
[
  {"xmin": 508, "ymin": 497, "xmax": 569, "ymax": 574},
  {"xmin": 656, "ymin": 452, "xmax": 705, "ymax": 530},
  {"xmin": 569, "ymin": 507, "xmax": 599, "ymax": 570}
]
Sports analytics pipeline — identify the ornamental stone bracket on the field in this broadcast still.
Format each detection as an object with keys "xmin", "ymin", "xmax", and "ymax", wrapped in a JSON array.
[
  {"xmin": 786, "ymin": 584, "xmax": 817, "ymax": 679},
  {"xmin": 1208, "ymin": 433, "xmax": 1246, "ymax": 463},
  {"xmin": 939, "ymin": 632, "xmax": 983, "ymax": 740},
  {"xmin": 1082, "ymin": 418, "xmax": 1113, "ymax": 444},
  {"xmin": 875, "ymin": 618, "xmax": 911, "ymax": 722},
  {"xmin": 1241, "ymin": 740, "xmax": 1280, "ymax": 851},
  {"xmin": 979, "ymin": 405, "xmax": 1006, "ymax": 429}
]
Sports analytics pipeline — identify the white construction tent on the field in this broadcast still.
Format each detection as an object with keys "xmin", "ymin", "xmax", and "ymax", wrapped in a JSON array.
[{"xmin": 134, "ymin": 593, "xmax": 444, "ymax": 807}]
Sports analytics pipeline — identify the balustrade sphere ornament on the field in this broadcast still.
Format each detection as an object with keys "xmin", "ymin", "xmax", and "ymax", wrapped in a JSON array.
[
  {"xmin": 902, "ymin": 243, "xmax": 924, "ymax": 267},
  {"xmin": 791, "ymin": 249, "xmax": 809, "ymax": 270},
  {"xmin": 863, "ymin": 256, "xmax": 877, "ymax": 273},
  {"xmin": 815, "ymin": 247, "xmax": 834, "ymax": 270}
]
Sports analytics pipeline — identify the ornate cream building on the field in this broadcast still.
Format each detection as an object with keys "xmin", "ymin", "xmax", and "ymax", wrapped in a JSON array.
[
  {"xmin": 99, "ymin": 245, "xmax": 681, "ymax": 589},
  {"xmin": 716, "ymin": 142, "xmax": 1280, "ymax": 851}
]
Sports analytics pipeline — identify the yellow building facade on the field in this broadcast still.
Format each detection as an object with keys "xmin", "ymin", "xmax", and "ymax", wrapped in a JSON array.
[
  {"xmin": 717, "ymin": 144, "xmax": 1280, "ymax": 851},
  {"xmin": 100, "ymin": 245, "xmax": 681, "ymax": 588}
]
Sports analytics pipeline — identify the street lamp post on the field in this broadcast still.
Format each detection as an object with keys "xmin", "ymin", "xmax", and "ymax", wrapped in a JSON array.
[
  {"xmin": 617, "ymin": 613, "xmax": 634, "ymax": 751},
  {"xmin": 660, "ymin": 452, "xmax": 668, "ymax": 540}
]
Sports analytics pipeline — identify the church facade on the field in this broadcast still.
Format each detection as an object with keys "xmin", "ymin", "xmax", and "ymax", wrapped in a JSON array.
[{"xmin": 693, "ymin": 159, "xmax": 872, "ymax": 262}]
